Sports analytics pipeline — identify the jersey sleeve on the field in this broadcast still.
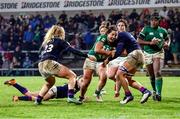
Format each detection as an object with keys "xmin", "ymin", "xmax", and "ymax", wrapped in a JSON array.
[
  {"xmin": 63, "ymin": 41, "xmax": 87, "ymax": 58},
  {"xmin": 108, "ymin": 42, "xmax": 124, "ymax": 61},
  {"xmin": 139, "ymin": 26, "xmax": 147, "ymax": 39},
  {"xmin": 162, "ymin": 28, "xmax": 168, "ymax": 40},
  {"xmin": 96, "ymin": 35, "xmax": 107, "ymax": 43},
  {"xmin": 68, "ymin": 47, "xmax": 88, "ymax": 58}
]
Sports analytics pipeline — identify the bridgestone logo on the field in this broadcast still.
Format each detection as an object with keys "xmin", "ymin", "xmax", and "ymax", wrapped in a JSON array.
[
  {"xmin": 21, "ymin": 2, "xmax": 60, "ymax": 9},
  {"xmin": 64, "ymin": 0, "xmax": 104, "ymax": 7}
]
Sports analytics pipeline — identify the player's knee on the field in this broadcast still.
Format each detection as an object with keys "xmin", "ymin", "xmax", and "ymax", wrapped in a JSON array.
[
  {"xmin": 107, "ymin": 72, "xmax": 115, "ymax": 79},
  {"xmin": 156, "ymin": 71, "xmax": 162, "ymax": 77},
  {"xmin": 46, "ymin": 77, "xmax": 55, "ymax": 86}
]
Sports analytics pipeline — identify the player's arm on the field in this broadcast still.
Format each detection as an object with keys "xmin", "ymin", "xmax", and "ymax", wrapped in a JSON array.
[
  {"xmin": 102, "ymin": 42, "xmax": 124, "ymax": 66},
  {"xmin": 137, "ymin": 36, "xmax": 159, "ymax": 46},
  {"xmin": 163, "ymin": 34, "xmax": 171, "ymax": 49},
  {"xmin": 95, "ymin": 41, "xmax": 115, "ymax": 57},
  {"xmin": 63, "ymin": 41, "xmax": 88, "ymax": 58},
  {"xmin": 68, "ymin": 47, "xmax": 88, "ymax": 58}
]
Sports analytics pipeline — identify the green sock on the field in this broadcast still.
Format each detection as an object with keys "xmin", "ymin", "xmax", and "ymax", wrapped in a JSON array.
[{"xmin": 155, "ymin": 78, "xmax": 163, "ymax": 95}]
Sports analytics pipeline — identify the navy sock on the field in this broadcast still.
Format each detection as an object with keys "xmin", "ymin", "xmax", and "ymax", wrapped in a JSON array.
[
  {"xmin": 125, "ymin": 91, "xmax": 132, "ymax": 97},
  {"xmin": 13, "ymin": 83, "xmax": 28, "ymax": 94},
  {"xmin": 36, "ymin": 95, "xmax": 43, "ymax": 103},
  {"xmin": 139, "ymin": 87, "xmax": 146, "ymax": 94},
  {"xmin": 18, "ymin": 96, "xmax": 32, "ymax": 101},
  {"xmin": 68, "ymin": 89, "xmax": 74, "ymax": 98}
]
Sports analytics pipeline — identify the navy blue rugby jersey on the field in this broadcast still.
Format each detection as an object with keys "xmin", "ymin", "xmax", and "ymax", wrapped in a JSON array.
[
  {"xmin": 116, "ymin": 32, "xmax": 141, "ymax": 54},
  {"xmin": 40, "ymin": 38, "xmax": 87, "ymax": 62}
]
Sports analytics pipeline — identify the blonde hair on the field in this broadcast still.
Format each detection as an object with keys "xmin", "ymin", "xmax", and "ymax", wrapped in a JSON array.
[
  {"xmin": 99, "ymin": 25, "xmax": 108, "ymax": 33},
  {"xmin": 41, "ymin": 25, "xmax": 65, "ymax": 47},
  {"xmin": 99, "ymin": 21, "xmax": 111, "ymax": 34}
]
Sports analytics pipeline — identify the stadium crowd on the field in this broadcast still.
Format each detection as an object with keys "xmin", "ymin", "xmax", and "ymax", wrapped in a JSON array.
[{"xmin": 0, "ymin": 6, "xmax": 180, "ymax": 72}]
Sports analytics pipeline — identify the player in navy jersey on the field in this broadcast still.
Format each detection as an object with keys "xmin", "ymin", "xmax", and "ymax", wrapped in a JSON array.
[
  {"xmin": 104, "ymin": 19, "xmax": 152, "ymax": 104},
  {"xmin": 4, "ymin": 77, "xmax": 82, "ymax": 102},
  {"xmin": 35, "ymin": 25, "xmax": 87, "ymax": 105}
]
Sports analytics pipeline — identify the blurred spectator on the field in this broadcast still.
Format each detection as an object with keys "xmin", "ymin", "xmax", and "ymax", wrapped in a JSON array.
[
  {"xmin": 23, "ymin": 54, "xmax": 32, "ymax": 68},
  {"xmin": 9, "ymin": 15, "xmax": 16, "ymax": 26},
  {"xmin": 58, "ymin": 11, "xmax": 68, "ymax": 28},
  {"xmin": 129, "ymin": 9, "xmax": 139, "ymax": 21},
  {"xmin": 108, "ymin": 10, "xmax": 116, "ymax": 24},
  {"xmin": 70, "ymin": 33, "xmax": 85, "ymax": 50},
  {"xmin": 23, "ymin": 25, "xmax": 34, "ymax": 50},
  {"xmin": 9, "ymin": 56, "xmax": 21, "ymax": 76},
  {"xmin": 164, "ymin": 29, "xmax": 173, "ymax": 66},
  {"xmin": 152, "ymin": 9, "xmax": 159, "ymax": 16},
  {"xmin": 2, "ymin": 53, "xmax": 11, "ymax": 69},
  {"xmin": 23, "ymin": 54, "xmax": 32, "ymax": 75},
  {"xmin": 159, "ymin": 6, "xmax": 169, "ymax": 19},
  {"xmin": 50, "ymin": 14, "xmax": 57, "ymax": 25},
  {"xmin": 33, "ymin": 26, "xmax": 42, "ymax": 45},
  {"xmin": 13, "ymin": 45, "xmax": 23, "ymax": 67},
  {"xmin": 96, "ymin": 12, "xmax": 106, "ymax": 27},
  {"xmin": 17, "ymin": 25, "xmax": 24, "ymax": 44},
  {"xmin": 10, "ymin": 56, "xmax": 21, "ymax": 68},
  {"xmin": 83, "ymin": 31, "xmax": 94, "ymax": 49},
  {"xmin": 167, "ymin": 8, "xmax": 175, "ymax": 21},
  {"xmin": 171, "ymin": 27, "xmax": 180, "ymax": 64},
  {"xmin": 0, "ymin": 53, "xmax": 3, "ymax": 68},
  {"xmin": 87, "ymin": 12, "xmax": 96, "ymax": 30},
  {"xmin": 140, "ymin": 8, "xmax": 151, "ymax": 20},
  {"xmin": 159, "ymin": 17, "xmax": 169, "ymax": 29},
  {"xmin": 0, "ymin": 41, "xmax": 4, "ymax": 51}
]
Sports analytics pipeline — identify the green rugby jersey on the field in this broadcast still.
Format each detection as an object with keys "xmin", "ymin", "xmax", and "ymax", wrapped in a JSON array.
[
  {"xmin": 88, "ymin": 35, "xmax": 114, "ymax": 62},
  {"xmin": 139, "ymin": 26, "xmax": 168, "ymax": 54}
]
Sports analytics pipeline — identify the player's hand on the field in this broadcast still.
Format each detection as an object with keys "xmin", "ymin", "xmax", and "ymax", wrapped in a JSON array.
[
  {"xmin": 150, "ymin": 38, "xmax": 160, "ymax": 45},
  {"xmin": 110, "ymin": 50, "xmax": 116, "ymax": 57},
  {"xmin": 102, "ymin": 58, "xmax": 109, "ymax": 67}
]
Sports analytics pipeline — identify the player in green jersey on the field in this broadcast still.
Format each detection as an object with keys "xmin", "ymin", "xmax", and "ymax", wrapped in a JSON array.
[
  {"xmin": 137, "ymin": 14, "xmax": 171, "ymax": 101},
  {"xmin": 79, "ymin": 24, "xmax": 117, "ymax": 103}
]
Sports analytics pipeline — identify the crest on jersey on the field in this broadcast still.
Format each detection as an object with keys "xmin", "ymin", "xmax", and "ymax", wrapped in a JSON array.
[
  {"xmin": 159, "ymin": 33, "xmax": 163, "ymax": 38},
  {"xmin": 149, "ymin": 32, "xmax": 154, "ymax": 35}
]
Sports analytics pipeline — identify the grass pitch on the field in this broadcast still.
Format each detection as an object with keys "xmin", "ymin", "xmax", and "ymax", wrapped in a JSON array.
[{"xmin": 0, "ymin": 76, "xmax": 180, "ymax": 119}]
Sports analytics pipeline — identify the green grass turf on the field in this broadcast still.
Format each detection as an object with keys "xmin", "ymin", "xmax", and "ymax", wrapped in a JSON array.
[{"xmin": 0, "ymin": 76, "xmax": 180, "ymax": 119}]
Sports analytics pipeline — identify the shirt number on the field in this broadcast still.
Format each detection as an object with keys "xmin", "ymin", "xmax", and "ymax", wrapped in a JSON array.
[{"xmin": 45, "ymin": 44, "xmax": 54, "ymax": 52}]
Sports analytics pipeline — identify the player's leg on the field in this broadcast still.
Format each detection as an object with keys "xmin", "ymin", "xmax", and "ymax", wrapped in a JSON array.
[
  {"xmin": 144, "ymin": 52, "xmax": 156, "ymax": 100},
  {"xmin": 4, "ymin": 79, "xmax": 29, "ymax": 95},
  {"xmin": 127, "ymin": 77, "xmax": 151, "ymax": 104},
  {"xmin": 4, "ymin": 79, "xmax": 38, "ymax": 101},
  {"xmin": 56, "ymin": 64, "xmax": 81, "ymax": 104},
  {"xmin": 153, "ymin": 58, "xmax": 163, "ymax": 101},
  {"xmin": 146, "ymin": 64, "xmax": 156, "ymax": 100},
  {"xmin": 107, "ymin": 57, "xmax": 126, "ymax": 98},
  {"xmin": 116, "ymin": 62, "xmax": 134, "ymax": 104},
  {"xmin": 95, "ymin": 65, "xmax": 107, "ymax": 102},
  {"xmin": 35, "ymin": 76, "xmax": 55, "ymax": 104},
  {"xmin": 79, "ymin": 68, "xmax": 94, "ymax": 102}
]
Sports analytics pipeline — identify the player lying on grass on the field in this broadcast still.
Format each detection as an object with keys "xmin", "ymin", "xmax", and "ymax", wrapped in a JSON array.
[{"xmin": 4, "ymin": 76, "xmax": 83, "ymax": 102}]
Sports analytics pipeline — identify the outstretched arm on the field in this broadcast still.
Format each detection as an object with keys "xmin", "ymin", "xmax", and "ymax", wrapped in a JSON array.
[{"xmin": 68, "ymin": 46, "xmax": 88, "ymax": 58}]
